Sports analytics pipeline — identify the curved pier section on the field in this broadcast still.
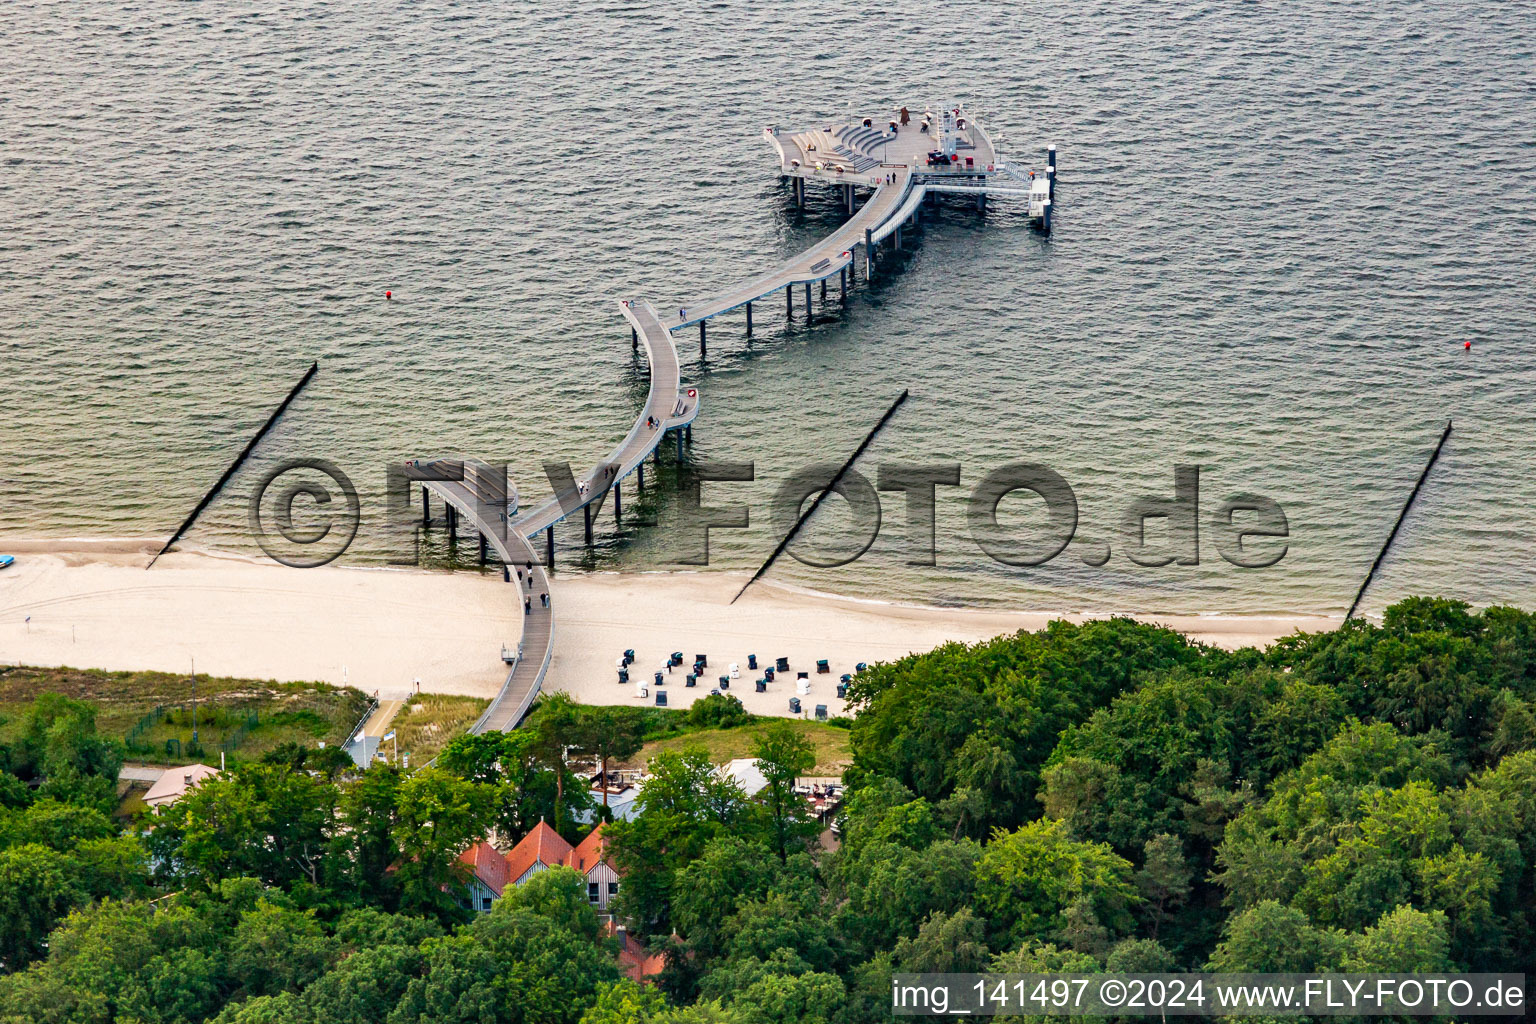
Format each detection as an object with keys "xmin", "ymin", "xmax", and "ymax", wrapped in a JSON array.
[
  {"xmin": 414, "ymin": 299, "xmax": 697, "ymax": 733},
  {"xmin": 406, "ymin": 459, "xmax": 518, "ymax": 528},
  {"xmin": 869, "ymin": 184, "xmax": 929, "ymax": 245},
  {"xmin": 668, "ymin": 165, "xmax": 912, "ymax": 332},
  {"xmin": 516, "ymin": 299, "xmax": 697, "ymax": 536},
  {"xmin": 409, "ymin": 462, "xmax": 548, "ymax": 733},
  {"xmin": 408, "ymin": 104, "xmax": 1048, "ymax": 734}
]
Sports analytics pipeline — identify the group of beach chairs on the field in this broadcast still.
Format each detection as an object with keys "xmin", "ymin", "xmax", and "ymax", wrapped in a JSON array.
[{"xmin": 615, "ymin": 649, "xmax": 869, "ymax": 716}]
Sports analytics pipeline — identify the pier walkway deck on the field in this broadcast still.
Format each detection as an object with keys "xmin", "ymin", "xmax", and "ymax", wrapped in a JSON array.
[
  {"xmin": 514, "ymin": 300, "xmax": 697, "ymax": 537},
  {"xmin": 417, "ymin": 299, "xmax": 696, "ymax": 735},
  {"xmin": 407, "ymin": 105, "xmax": 1048, "ymax": 734},
  {"xmin": 474, "ymin": 537, "xmax": 551, "ymax": 734},
  {"xmin": 668, "ymin": 165, "xmax": 912, "ymax": 332}
]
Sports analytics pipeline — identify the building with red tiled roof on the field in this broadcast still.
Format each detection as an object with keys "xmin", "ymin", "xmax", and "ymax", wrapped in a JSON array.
[
  {"xmin": 457, "ymin": 840, "xmax": 512, "ymax": 914},
  {"xmin": 607, "ymin": 919, "xmax": 667, "ymax": 983},
  {"xmin": 454, "ymin": 821, "xmax": 625, "ymax": 916},
  {"xmin": 505, "ymin": 819, "xmax": 574, "ymax": 886},
  {"xmin": 564, "ymin": 822, "xmax": 621, "ymax": 911}
]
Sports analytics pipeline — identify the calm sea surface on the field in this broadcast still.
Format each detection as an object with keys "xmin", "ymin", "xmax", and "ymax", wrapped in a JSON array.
[{"xmin": 2, "ymin": 0, "xmax": 1533, "ymax": 616}]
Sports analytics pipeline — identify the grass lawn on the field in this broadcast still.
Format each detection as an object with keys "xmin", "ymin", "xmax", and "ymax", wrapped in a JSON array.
[
  {"xmin": 392, "ymin": 693, "xmax": 489, "ymax": 765},
  {"xmin": 619, "ymin": 719, "xmax": 852, "ymax": 775},
  {"xmin": 0, "ymin": 664, "xmax": 371, "ymax": 766}
]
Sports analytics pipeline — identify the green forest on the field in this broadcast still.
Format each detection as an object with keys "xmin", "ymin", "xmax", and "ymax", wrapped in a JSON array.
[{"xmin": 1, "ymin": 596, "xmax": 1533, "ymax": 1023}]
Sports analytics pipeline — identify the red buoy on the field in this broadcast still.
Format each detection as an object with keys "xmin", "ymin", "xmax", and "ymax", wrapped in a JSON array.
[
  {"xmin": 386, "ymin": 290, "xmax": 392, "ymax": 300},
  {"xmin": 1464, "ymin": 341, "xmax": 1471, "ymax": 350}
]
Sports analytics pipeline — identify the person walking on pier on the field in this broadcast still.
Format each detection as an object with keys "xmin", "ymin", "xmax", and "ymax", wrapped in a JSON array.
[{"xmin": 524, "ymin": 597, "xmax": 531, "ymax": 615}]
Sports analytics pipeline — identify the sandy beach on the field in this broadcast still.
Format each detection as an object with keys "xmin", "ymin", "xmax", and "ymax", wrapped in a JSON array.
[
  {"xmin": 0, "ymin": 541, "xmax": 520, "ymax": 700},
  {"xmin": 0, "ymin": 541, "xmax": 1340, "ymax": 713},
  {"xmin": 544, "ymin": 574, "xmax": 1337, "ymax": 717}
]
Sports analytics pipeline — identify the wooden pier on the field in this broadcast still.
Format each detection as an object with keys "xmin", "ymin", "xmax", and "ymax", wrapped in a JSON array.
[{"xmin": 411, "ymin": 103, "xmax": 1049, "ymax": 733}]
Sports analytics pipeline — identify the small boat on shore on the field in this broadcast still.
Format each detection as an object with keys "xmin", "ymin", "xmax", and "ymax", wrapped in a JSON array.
[{"xmin": 0, "ymin": 555, "xmax": 14, "ymax": 570}]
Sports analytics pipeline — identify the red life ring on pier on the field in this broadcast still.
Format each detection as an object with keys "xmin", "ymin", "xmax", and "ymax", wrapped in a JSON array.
[{"xmin": 687, "ymin": 388, "xmax": 697, "ymax": 398}]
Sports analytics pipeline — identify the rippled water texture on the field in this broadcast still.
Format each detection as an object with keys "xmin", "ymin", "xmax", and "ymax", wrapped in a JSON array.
[{"xmin": 2, "ymin": 0, "xmax": 1533, "ymax": 615}]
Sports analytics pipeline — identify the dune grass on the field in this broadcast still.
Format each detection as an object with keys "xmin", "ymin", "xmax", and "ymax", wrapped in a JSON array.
[
  {"xmin": 619, "ymin": 719, "xmax": 852, "ymax": 775},
  {"xmin": 390, "ymin": 693, "xmax": 490, "ymax": 765},
  {"xmin": 0, "ymin": 664, "xmax": 371, "ymax": 765}
]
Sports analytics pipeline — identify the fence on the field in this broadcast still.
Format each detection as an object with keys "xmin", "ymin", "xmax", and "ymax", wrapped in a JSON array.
[
  {"xmin": 219, "ymin": 711, "xmax": 260, "ymax": 757},
  {"xmin": 123, "ymin": 703, "xmax": 259, "ymax": 761},
  {"xmin": 124, "ymin": 703, "xmax": 183, "ymax": 753}
]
